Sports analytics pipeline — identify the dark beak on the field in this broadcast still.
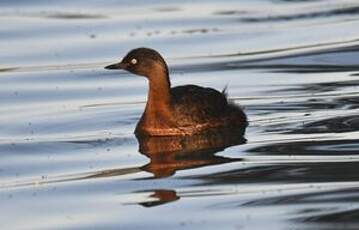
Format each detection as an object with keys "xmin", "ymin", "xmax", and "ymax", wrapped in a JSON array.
[{"xmin": 104, "ymin": 62, "xmax": 127, "ymax": 70}]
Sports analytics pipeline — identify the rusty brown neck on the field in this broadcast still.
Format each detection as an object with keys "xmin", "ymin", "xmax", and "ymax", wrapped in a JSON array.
[{"xmin": 137, "ymin": 63, "xmax": 174, "ymax": 131}]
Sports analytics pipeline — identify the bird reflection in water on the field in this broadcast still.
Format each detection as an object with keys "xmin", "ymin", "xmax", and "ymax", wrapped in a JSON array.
[
  {"xmin": 138, "ymin": 189, "xmax": 180, "ymax": 207},
  {"xmin": 138, "ymin": 127, "xmax": 246, "ymax": 178},
  {"xmin": 135, "ymin": 126, "xmax": 246, "ymax": 207}
]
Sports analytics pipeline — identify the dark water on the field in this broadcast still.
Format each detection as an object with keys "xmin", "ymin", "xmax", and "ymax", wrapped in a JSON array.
[{"xmin": 2, "ymin": 0, "xmax": 359, "ymax": 229}]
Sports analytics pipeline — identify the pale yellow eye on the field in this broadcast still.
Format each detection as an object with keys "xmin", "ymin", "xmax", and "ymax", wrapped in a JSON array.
[{"xmin": 131, "ymin": 58, "xmax": 138, "ymax": 65}]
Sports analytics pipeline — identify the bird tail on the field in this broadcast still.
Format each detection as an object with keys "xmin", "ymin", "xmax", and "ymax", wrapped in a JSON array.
[{"xmin": 222, "ymin": 85, "xmax": 228, "ymax": 98}]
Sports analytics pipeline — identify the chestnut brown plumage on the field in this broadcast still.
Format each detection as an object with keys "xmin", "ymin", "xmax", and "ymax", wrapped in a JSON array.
[{"xmin": 105, "ymin": 47, "xmax": 247, "ymax": 136}]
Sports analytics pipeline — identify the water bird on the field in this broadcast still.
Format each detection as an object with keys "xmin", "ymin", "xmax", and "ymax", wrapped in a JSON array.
[{"xmin": 105, "ymin": 47, "xmax": 247, "ymax": 136}]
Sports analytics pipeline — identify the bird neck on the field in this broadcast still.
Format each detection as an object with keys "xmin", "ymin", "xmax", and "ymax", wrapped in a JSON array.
[
  {"xmin": 147, "ymin": 74, "xmax": 171, "ymax": 109},
  {"xmin": 147, "ymin": 62, "xmax": 171, "ymax": 107},
  {"xmin": 139, "ymin": 64, "xmax": 173, "ymax": 129}
]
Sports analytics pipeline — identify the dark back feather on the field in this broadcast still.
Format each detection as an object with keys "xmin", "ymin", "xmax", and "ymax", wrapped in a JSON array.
[{"xmin": 170, "ymin": 85, "xmax": 233, "ymax": 126}]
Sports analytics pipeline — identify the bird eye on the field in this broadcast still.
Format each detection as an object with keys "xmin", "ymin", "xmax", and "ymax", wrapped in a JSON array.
[{"xmin": 131, "ymin": 58, "xmax": 138, "ymax": 65}]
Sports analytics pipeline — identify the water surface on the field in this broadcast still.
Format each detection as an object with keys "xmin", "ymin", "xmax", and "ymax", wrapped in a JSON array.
[{"xmin": 2, "ymin": 0, "xmax": 359, "ymax": 229}]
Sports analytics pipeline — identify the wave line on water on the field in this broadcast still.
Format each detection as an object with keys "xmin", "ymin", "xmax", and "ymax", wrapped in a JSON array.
[
  {"xmin": 123, "ymin": 181, "xmax": 359, "ymax": 206},
  {"xmin": 2, "ymin": 37, "xmax": 359, "ymax": 75},
  {"xmin": 0, "ymin": 62, "xmax": 110, "ymax": 74},
  {"xmin": 0, "ymin": 166, "xmax": 143, "ymax": 190},
  {"xmin": 241, "ymin": 155, "xmax": 359, "ymax": 164},
  {"xmin": 177, "ymin": 181, "xmax": 359, "ymax": 198},
  {"xmin": 175, "ymin": 37, "xmax": 359, "ymax": 60}
]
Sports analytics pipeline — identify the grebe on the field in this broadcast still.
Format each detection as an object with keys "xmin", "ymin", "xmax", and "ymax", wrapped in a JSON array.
[{"xmin": 105, "ymin": 47, "xmax": 247, "ymax": 136}]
